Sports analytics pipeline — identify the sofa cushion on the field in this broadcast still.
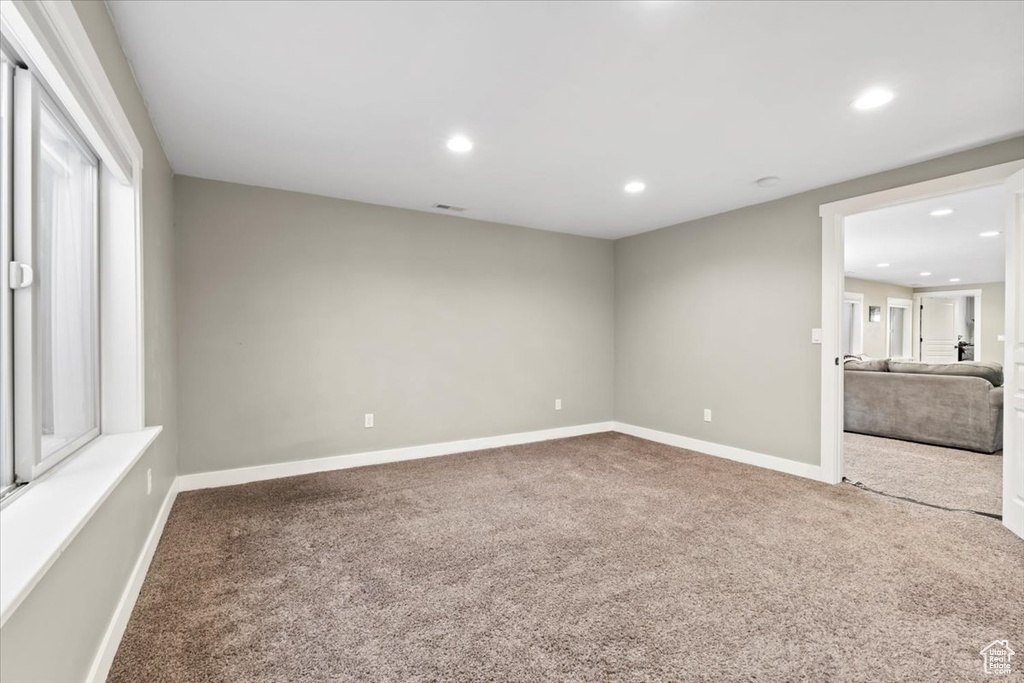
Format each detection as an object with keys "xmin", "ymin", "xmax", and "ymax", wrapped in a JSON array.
[
  {"xmin": 888, "ymin": 360, "xmax": 1003, "ymax": 387},
  {"xmin": 844, "ymin": 358, "xmax": 889, "ymax": 372}
]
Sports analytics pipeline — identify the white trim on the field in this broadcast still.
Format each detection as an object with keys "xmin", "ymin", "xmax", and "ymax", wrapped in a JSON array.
[
  {"xmin": 86, "ymin": 477, "xmax": 177, "ymax": 683},
  {"xmin": 0, "ymin": 426, "xmax": 162, "ymax": 625},
  {"xmin": 820, "ymin": 160, "xmax": 1024, "ymax": 216},
  {"xmin": 178, "ymin": 422, "xmax": 616, "ymax": 491},
  {"xmin": 1003, "ymin": 168, "xmax": 1024, "ymax": 540},
  {"xmin": 820, "ymin": 159, "xmax": 1024, "ymax": 487},
  {"xmin": 612, "ymin": 422, "xmax": 826, "ymax": 482},
  {"xmin": 0, "ymin": 0, "xmax": 142, "ymax": 182}
]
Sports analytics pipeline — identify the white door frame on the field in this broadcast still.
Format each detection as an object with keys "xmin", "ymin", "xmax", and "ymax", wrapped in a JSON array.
[
  {"xmin": 818, "ymin": 159, "xmax": 1023, "ymax": 489},
  {"xmin": 1003, "ymin": 168, "xmax": 1024, "ymax": 539}
]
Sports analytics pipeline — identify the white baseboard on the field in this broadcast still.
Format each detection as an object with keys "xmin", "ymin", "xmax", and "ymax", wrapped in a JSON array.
[
  {"xmin": 612, "ymin": 422, "xmax": 825, "ymax": 482},
  {"xmin": 178, "ymin": 422, "xmax": 616, "ymax": 492},
  {"xmin": 87, "ymin": 478, "xmax": 179, "ymax": 683}
]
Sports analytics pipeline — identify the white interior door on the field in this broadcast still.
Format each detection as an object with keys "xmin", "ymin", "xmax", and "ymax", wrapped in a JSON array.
[
  {"xmin": 920, "ymin": 297, "xmax": 958, "ymax": 363},
  {"xmin": 1003, "ymin": 168, "xmax": 1024, "ymax": 540}
]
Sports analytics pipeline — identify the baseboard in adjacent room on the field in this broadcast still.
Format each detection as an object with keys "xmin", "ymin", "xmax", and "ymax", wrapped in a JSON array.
[
  {"xmin": 612, "ymin": 422, "xmax": 825, "ymax": 482},
  {"xmin": 177, "ymin": 422, "xmax": 617, "ymax": 492},
  {"xmin": 87, "ymin": 478, "xmax": 179, "ymax": 683}
]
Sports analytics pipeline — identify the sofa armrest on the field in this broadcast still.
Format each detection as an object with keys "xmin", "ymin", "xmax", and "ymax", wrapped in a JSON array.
[{"xmin": 990, "ymin": 386, "xmax": 1004, "ymax": 410}]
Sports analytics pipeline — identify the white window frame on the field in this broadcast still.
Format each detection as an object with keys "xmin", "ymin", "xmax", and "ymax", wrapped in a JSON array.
[
  {"xmin": 0, "ymin": 52, "xmax": 14, "ymax": 498},
  {"xmin": 1, "ymin": 0, "xmax": 159, "ymax": 638},
  {"xmin": 885, "ymin": 297, "xmax": 913, "ymax": 360},
  {"xmin": 0, "ymin": 0, "xmax": 146, "ymax": 495},
  {"xmin": 12, "ymin": 67, "xmax": 102, "ymax": 481}
]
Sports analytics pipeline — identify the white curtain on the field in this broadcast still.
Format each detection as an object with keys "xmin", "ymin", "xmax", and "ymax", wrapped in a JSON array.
[{"xmin": 39, "ymin": 107, "xmax": 97, "ymax": 455}]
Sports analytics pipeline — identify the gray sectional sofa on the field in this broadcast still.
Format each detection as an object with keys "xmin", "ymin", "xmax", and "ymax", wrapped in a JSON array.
[{"xmin": 844, "ymin": 359, "xmax": 1003, "ymax": 453}]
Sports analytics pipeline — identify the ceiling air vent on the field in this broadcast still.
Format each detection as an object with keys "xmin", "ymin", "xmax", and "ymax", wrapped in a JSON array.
[{"xmin": 433, "ymin": 203, "xmax": 466, "ymax": 212}]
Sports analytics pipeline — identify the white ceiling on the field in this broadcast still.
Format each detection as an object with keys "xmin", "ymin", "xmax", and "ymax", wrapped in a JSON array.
[
  {"xmin": 106, "ymin": 0, "xmax": 1024, "ymax": 239},
  {"xmin": 845, "ymin": 184, "xmax": 1005, "ymax": 288}
]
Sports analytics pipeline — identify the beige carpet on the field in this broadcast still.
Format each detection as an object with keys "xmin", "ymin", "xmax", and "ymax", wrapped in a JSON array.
[
  {"xmin": 110, "ymin": 433, "xmax": 1023, "ymax": 682},
  {"xmin": 844, "ymin": 432, "xmax": 1003, "ymax": 517}
]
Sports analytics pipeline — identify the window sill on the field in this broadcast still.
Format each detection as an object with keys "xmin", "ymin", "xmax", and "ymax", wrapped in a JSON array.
[{"xmin": 0, "ymin": 425, "xmax": 162, "ymax": 626}]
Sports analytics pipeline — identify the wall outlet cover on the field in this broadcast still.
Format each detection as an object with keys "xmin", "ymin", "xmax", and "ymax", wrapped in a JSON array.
[{"xmin": 364, "ymin": 413, "xmax": 374, "ymax": 428}]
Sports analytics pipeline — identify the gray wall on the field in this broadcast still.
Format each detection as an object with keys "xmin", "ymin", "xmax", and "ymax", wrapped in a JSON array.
[
  {"xmin": 615, "ymin": 137, "xmax": 1024, "ymax": 467},
  {"xmin": 175, "ymin": 176, "xmax": 614, "ymax": 475},
  {"xmin": 914, "ymin": 281, "xmax": 1006, "ymax": 364},
  {"xmin": 0, "ymin": 2, "xmax": 178, "ymax": 682},
  {"xmin": 843, "ymin": 278, "xmax": 914, "ymax": 359}
]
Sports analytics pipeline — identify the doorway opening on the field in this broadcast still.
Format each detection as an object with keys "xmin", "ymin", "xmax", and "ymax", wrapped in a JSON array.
[{"xmin": 820, "ymin": 161, "xmax": 1024, "ymax": 540}]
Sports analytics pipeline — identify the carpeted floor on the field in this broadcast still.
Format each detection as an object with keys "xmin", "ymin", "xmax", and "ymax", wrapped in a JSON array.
[
  {"xmin": 110, "ymin": 432, "xmax": 1023, "ymax": 683},
  {"xmin": 844, "ymin": 432, "xmax": 1003, "ymax": 517}
]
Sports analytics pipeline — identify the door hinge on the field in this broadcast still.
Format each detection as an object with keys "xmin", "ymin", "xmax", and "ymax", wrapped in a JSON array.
[{"xmin": 8, "ymin": 261, "xmax": 33, "ymax": 289}]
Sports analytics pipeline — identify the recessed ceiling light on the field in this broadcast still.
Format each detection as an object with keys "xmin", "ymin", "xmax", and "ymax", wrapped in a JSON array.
[
  {"xmin": 446, "ymin": 135, "xmax": 473, "ymax": 153},
  {"xmin": 756, "ymin": 176, "xmax": 780, "ymax": 188},
  {"xmin": 624, "ymin": 181, "xmax": 646, "ymax": 194},
  {"xmin": 979, "ymin": 231, "xmax": 1001, "ymax": 237},
  {"xmin": 852, "ymin": 88, "xmax": 894, "ymax": 111},
  {"xmin": 949, "ymin": 278, "xmax": 961, "ymax": 282},
  {"xmin": 919, "ymin": 271, "xmax": 931, "ymax": 276},
  {"xmin": 877, "ymin": 263, "xmax": 890, "ymax": 268},
  {"xmin": 929, "ymin": 208, "xmax": 954, "ymax": 217}
]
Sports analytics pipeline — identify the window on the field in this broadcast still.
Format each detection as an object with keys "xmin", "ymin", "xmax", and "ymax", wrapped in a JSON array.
[
  {"xmin": 886, "ymin": 298, "xmax": 913, "ymax": 360},
  {"xmin": 842, "ymin": 292, "xmax": 864, "ymax": 356},
  {"xmin": 2, "ymin": 49, "xmax": 100, "ymax": 495}
]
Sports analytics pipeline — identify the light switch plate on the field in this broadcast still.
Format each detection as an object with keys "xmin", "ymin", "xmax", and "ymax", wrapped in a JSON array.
[{"xmin": 811, "ymin": 328, "xmax": 822, "ymax": 344}]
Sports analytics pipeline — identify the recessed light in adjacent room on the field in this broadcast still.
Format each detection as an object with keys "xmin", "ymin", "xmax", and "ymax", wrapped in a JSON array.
[
  {"xmin": 877, "ymin": 263, "xmax": 890, "ymax": 268},
  {"xmin": 446, "ymin": 135, "xmax": 473, "ymax": 153},
  {"xmin": 949, "ymin": 278, "xmax": 961, "ymax": 282},
  {"xmin": 624, "ymin": 181, "xmax": 646, "ymax": 194},
  {"xmin": 852, "ymin": 88, "xmax": 894, "ymax": 111},
  {"xmin": 929, "ymin": 208, "xmax": 954, "ymax": 217},
  {"xmin": 979, "ymin": 231, "xmax": 1001, "ymax": 237},
  {"xmin": 756, "ymin": 176, "xmax": 780, "ymax": 188},
  {"xmin": 920, "ymin": 271, "xmax": 931, "ymax": 276}
]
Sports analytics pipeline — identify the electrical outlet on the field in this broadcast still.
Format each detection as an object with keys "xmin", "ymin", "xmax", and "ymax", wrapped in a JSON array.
[
  {"xmin": 555, "ymin": 398, "xmax": 562, "ymax": 411},
  {"xmin": 364, "ymin": 413, "xmax": 374, "ymax": 428},
  {"xmin": 146, "ymin": 468, "xmax": 152, "ymax": 495},
  {"xmin": 704, "ymin": 409, "xmax": 712, "ymax": 423}
]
